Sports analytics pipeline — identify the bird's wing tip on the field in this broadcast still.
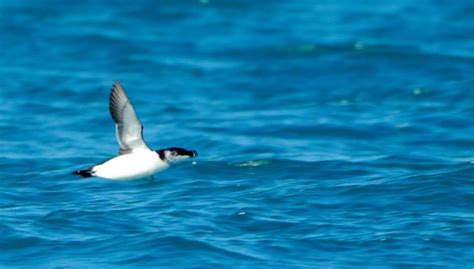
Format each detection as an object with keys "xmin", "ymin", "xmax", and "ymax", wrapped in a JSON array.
[{"xmin": 112, "ymin": 81, "xmax": 122, "ymax": 90}]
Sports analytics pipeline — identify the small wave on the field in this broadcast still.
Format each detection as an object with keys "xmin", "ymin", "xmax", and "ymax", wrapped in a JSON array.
[{"xmin": 234, "ymin": 160, "xmax": 269, "ymax": 167}]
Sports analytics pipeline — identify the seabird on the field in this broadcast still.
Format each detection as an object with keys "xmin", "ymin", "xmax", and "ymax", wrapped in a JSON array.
[{"xmin": 73, "ymin": 81, "xmax": 197, "ymax": 180}]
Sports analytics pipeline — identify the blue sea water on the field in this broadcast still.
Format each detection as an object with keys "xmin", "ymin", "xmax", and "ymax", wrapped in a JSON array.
[{"xmin": 1, "ymin": 0, "xmax": 474, "ymax": 267}]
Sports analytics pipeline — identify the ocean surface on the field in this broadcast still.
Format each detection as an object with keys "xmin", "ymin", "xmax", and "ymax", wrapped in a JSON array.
[{"xmin": 1, "ymin": 1, "xmax": 474, "ymax": 268}]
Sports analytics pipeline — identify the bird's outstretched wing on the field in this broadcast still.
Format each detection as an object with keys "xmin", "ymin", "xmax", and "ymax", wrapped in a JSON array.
[{"xmin": 109, "ymin": 81, "xmax": 150, "ymax": 154}]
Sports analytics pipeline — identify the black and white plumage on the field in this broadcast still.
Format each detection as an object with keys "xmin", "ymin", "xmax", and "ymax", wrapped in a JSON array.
[{"xmin": 73, "ymin": 81, "xmax": 197, "ymax": 180}]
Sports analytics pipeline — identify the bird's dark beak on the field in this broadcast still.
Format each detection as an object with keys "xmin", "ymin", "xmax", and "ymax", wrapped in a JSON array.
[{"xmin": 188, "ymin": 150, "xmax": 198, "ymax": 157}]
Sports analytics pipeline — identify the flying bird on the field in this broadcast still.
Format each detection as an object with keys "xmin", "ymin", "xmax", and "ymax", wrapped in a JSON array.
[{"xmin": 73, "ymin": 81, "xmax": 197, "ymax": 180}]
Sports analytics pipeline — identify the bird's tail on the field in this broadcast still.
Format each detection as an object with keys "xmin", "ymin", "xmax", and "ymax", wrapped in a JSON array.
[{"xmin": 72, "ymin": 168, "xmax": 93, "ymax": 178}]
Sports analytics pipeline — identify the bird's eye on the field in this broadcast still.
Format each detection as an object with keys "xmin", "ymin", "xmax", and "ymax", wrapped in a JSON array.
[{"xmin": 171, "ymin": 151, "xmax": 177, "ymax": 156}]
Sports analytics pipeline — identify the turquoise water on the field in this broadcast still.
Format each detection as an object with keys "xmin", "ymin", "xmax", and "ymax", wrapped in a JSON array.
[{"xmin": 1, "ymin": 1, "xmax": 474, "ymax": 267}]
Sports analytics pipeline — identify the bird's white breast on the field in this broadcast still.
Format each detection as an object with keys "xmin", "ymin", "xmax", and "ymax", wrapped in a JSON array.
[{"xmin": 92, "ymin": 149, "xmax": 169, "ymax": 180}]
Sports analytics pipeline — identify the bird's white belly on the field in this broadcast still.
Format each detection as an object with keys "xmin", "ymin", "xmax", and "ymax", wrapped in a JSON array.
[{"xmin": 93, "ymin": 150, "xmax": 169, "ymax": 180}]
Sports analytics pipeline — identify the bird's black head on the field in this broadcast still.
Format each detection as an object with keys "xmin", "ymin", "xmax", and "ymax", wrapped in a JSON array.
[{"xmin": 157, "ymin": 147, "xmax": 198, "ymax": 164}]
